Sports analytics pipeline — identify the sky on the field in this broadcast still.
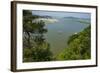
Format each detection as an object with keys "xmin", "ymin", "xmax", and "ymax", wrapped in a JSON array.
[{"xmin": 32, "ymin": 10, "xmax": 91, "ymax": 19}]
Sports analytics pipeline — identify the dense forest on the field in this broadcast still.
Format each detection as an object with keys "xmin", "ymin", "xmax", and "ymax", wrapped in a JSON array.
[
  {"xmin": 56, "ymin": 25, "xmax": 91, "ymax": 60},
  {"xmin": 23, "ymin": 10, "xmax": 91, "ymax": 62}
]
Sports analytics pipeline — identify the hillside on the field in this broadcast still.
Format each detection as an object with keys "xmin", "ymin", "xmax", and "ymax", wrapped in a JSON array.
[{"xmin": 56, "ymin": 25, "xmax": 91, "ymax": 60}]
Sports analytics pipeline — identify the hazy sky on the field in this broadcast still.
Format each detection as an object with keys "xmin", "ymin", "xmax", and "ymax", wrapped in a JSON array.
[{"xmin": 32, "ymin": 10, "xmax": 91, "ymax": 19}]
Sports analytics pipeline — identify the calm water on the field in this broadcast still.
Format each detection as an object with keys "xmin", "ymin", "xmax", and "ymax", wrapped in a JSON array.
[{"xmin": 45, "ymin": 18, "xmax": 90, "ymax": 56}]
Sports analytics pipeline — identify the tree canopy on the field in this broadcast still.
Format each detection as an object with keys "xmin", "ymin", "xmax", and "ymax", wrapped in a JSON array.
[
  {"xmin": 57, "ymin": 25, "xmax": 91, "ymax": 60},
  {"xmin": 23, "ymin": 10, "xmax": 53, "ymax": 62}
]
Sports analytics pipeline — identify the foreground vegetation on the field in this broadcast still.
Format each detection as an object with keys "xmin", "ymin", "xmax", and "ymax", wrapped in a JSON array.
[{"xmin": 23, "ymin": 10, "xmax": 53, "ymax": 62}]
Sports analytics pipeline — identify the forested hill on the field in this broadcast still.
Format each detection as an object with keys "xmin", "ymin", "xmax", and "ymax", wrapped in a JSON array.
[{"xmin": 57, "ymin": 25, "xmax": 91, "ymax": 60}]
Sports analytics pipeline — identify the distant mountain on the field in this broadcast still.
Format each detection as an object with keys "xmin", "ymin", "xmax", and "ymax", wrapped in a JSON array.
[
  {"xmin": 32, "ymin": 14, "xmax": 53, "ymax": 19},
  {"xmin": 63, "ymin": 16, "xmax": 90, "ymax": 20},
  {"xmin": 64, "ymin": 16, "xmax": 77, "ymax": 19},
  {"xmin": 63, "ymin": 16, "xmax": 90, "ymax": 24}
]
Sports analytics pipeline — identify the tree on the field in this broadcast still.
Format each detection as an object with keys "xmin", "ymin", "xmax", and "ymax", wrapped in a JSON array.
[{"xmin": 23, "ymin": 10, "xmax": 52, "ymax": 62}]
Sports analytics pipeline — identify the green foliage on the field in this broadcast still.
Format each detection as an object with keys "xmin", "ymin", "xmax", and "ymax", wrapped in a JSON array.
[
  {"xmin": 23, "ymin": 10, "xmax": 52, "ymax": 62},
  {"xmin": 23, "ymin": 43, "xmax": 53, "ymax": 62},
  {"xmin": 57, "ymin": 26, "xmax": 91, "ymax": 60},
  {"xmin": 67, "ymin": 34, "xmax": 79, "ymax": 45}
]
